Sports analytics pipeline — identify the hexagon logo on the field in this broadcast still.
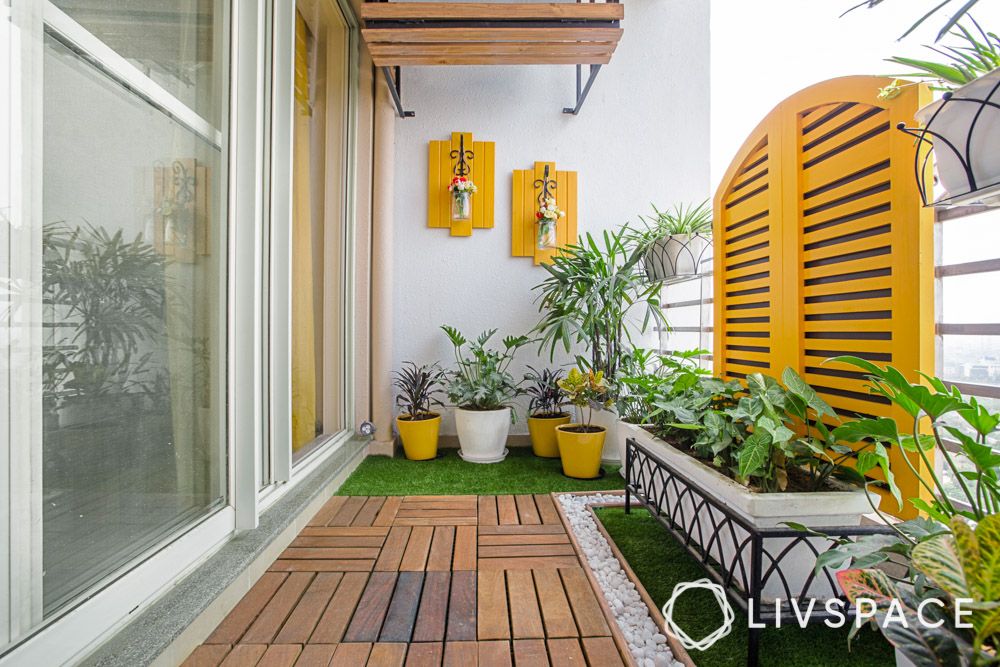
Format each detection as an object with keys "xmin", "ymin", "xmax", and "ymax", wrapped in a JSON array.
[{"xmin": 660, "ymin": 579, "xmax": 736, "ymax": 651}]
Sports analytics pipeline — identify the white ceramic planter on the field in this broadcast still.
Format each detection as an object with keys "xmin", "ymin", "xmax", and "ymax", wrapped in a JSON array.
[
  {"xmin": 916, "ymin": 69, "xmax": 1000, "ymax": 202},
  {"xmin": 627, "ymin": 427, "xmax": 878, "ymax": 601},
  {"xmin": 643, "ymin": 234, "xmax": 710, "ymax": 282},
  {"xmin": 454, "ymin": 407, "xmax": 510, "ymax": 463},
  {"xmin": 585, "ymin": 406, "xmax": 620, "ymax": 464}
]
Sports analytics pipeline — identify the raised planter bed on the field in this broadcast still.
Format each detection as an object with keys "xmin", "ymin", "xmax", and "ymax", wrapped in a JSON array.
[{"xmin": 624, "ymin": 436, "xmax": 896, "ymax": 666}]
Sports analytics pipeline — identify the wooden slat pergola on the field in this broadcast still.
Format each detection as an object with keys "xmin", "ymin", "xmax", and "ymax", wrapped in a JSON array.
[{"xmin": 358, "ymin": 2, "xmax": 624, "ymax": 116}]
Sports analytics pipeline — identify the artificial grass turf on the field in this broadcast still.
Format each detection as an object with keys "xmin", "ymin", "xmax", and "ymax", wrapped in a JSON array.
[
  {"xmin": 595, "ymin": 507, "xmax": 895, "ymax": 667},
  {"xmin": 337, "ymin": 446, "xmax": 625, "ymax": 496}
]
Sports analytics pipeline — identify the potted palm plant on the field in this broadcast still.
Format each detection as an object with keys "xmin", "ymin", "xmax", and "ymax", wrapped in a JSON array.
[
  {"xmin": 556, "ymin": 368, "xmax": 612, "ymax": 479},
  {"xmin": 879, "ymin": 21, "xmax": 1000, "ymax": 203},
  {"xmin": 532, "ymin": 228, "xmax": 666, "ymax": 463},
  {"xmin": 629, "ymin": 201, "xmax": 713, "ymax": 283},
  {"xmin": 524, "ymin": 366, "xmax": 570, "ymax": 458},
  {"xmin": 393, "ymin": 362, "xmax": 446, "ymax": 461},
  {"xmin": 442, "ymin": 325, "xmax": 529, "ymax": 463}
]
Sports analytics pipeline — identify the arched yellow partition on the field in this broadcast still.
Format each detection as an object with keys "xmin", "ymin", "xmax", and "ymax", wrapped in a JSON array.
[{"xmin": 713, "ymin": 77, "xmax": 935, "ymax": 519}]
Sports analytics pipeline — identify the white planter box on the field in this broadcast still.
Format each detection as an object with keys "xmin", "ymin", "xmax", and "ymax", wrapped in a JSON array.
[
  {"xmin": 626, "ymin": 427, "xmax": 878, "ymax": 601},
  {"xmin": 454, "ymin": 407, "xmax": 510, "ymax": 463},
  {"xmin": 916, "ymin": 68, "xmax": 1000, "ymax": 203}
]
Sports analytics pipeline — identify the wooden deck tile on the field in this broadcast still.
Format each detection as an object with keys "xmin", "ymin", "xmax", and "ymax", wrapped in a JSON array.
[
  {"xmin": 292, "ymin": 535, "xmax": 385, "ymax": 548},
  {"xmin": 478, "ymin": 557, "xmax": 578, "ymax": 571},
  {"xmin": 533, "ymin": 571, "xmax": 577, "ymax": 639},
  {"xmin": 308, "ymin": 496, "xmax": 348, "ymax": 527},
  {"xmin": 242, "ymin": 572, "xmax": 313, "ymax": 643},
  {"xmin": 330, "ymin": 642, "xmax": 373, "ymax": 667},
  {"xmin": 309, "ymin": 571, "xmax": 369, "ymax": 643},
  {"xmin": 413, "ymin": 570, "xmax": 451, "ymax": 642},
  {"xmin": 219, "ymin": 644, "xmax": 266, "ymax": 667},
  {"xmin": 393, "ymin": 517, "xmax": 478, "ymax": 526},
  {"xmin": 330, "ymin": 496, "xmax": 368, "ymax": 526},
  {"xmin": 181, "ymin": 644, "xmax": 231, "ymax": 667},
  {"xmin": 478, "ymin": 534, "xmax": 569, "ymax": 547},
  {"xmin": 511, "ymin": 640, "xmax": 549, "ymax": 667},
  {"xmin": 514, "ymin": 496, "xmax": 541, "ymax": 525},
  {"xmin": 269, "ymin": 559, "xmax": 374, "ymax": 572},
  {"xmin": 278, "ymin": 547, "xmax": 381, "ymax": 560},
  {"xmin": 294, "ymin": 644, "xmax": 338, "ymax": 667},
  {"xmin": 559, "ymin": 569, "xmax": 610, "ymax": 637},
  {"xmin": 532, "ymin": 496, "xmax": 561, "ymax": 526},
  {"xmin": 478, "ymin": 496, "xmax": 498, "ymax": 526},
  {"xmin": 546, "ymin": 639, "xmax": 585, "ymax": 667},
  {"xmin": 375, "ymin": 526, "xmax": 412, "ymax": 572},
  {"xmin": 478, "ymin": 545, "xmax": 575, "ymax": 559},
  {"xmin": 374, "ymin": 497, "xmax": 403, "ymax": 526},
  {"xmin": 368, "ymin": 642, "xmax": 409, "ymax": 667},
  {"xmin": 446, "ymin": 570, "xmax": 477, "ymax": 641},
  {"xmin": 477, "ymin": 525, "xmax": 565, "ymax": 536},
  {"xmin": 477, "ymin": 641, "xmax": 512, "ymax": 667},
  {"xmin": 426, "ymin": 527, "xmax": 456, "ymax": 571},
  {"xmin": 580, "ymin": 637, "xmax": 624, "ymax": 666},
  {"xmin": 507, "ymin": 570, "xmax": 544, "ymax": 639},
  {"xmin": 452, "ymin": 526, "xmax": 477, "ymax": 571},
  {"xmin": 399, "ymin": 526, "xmax": 434, "ymax": 571},
  {"xmin": 496, "ymin": 496, "xmax": 519, "ymax": 525},
  {"xmin": 343, "ymin": 571, "xmax": 398, "ymax": 642},
  {"xmin": 380, "ymin": 571, "xmax": 425, "ymax": 642},
  {"xmin": 273, "ymin": 572, "xmax": 342, "ymax": 643},
  {"xmin": 405, "ymin": 495, "xmax": 476, "ymax": 503},
  {"xmin": 301, "ymin": 526, "xmax": 390, "ymax": 537},
  {"xmin": 443, "ymin": 642, "xmax": 478, "ymax": 667},
  {"xmin": 256, "ymin": 644, "xmax": 300, "ymax": 667},
  {"xmin": 477, "ymin": 570, "xmax": 510, "ymax": 640},
  {"xmin": 404, "ymin": 642, "xmax": 443, "ymax": 667},
  {"xmin": 205, "ymin": 572, "xmax": 286, "ymax": 644},
  {"xmin": 353, "ymin": 496, "xmax": 387, "ymax": 526},
  {"xmin": 396, "ymin": 509, "xmax": 478, "ymax": 520},
  {"xmin": 402, "ymin": 499, "xmax": 478, "ymax": 510}
]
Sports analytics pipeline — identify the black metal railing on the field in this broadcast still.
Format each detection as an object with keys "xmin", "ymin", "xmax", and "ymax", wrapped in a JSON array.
[{"xmin": 624, "ymin": 437, "xmax": 896, "ymax": 666}]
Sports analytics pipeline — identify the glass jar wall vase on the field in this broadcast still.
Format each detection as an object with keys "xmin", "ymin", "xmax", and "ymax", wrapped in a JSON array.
[
  {"xmin": 451, "ymin": 190, "xmax": 472, "ymax": 221},
  {"xmin": 537, "ymin": 218, "xmax": 557, "ymax": 249}
]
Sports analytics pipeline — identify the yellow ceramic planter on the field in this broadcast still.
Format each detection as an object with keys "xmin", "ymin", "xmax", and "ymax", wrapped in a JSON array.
[
  {"xmin": 556, "ymin": 424, "xmax": 606, "ymax": 479},
  {"xmin": 527, "ymin": 413, "xmax": 571, "ymax": 458},
  {"xmin": 396, "ymin": 412, "xmax": 441, "ymax": 461}
]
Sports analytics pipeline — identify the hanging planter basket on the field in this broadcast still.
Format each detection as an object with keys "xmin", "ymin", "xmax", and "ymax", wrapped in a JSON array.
[
  {"xmin": 641, "ymin": 232, "xmax": 712, "ymax": 284},
  {"xmin": 901, "ymin": 68, "xmax": 1000, "ymax": 206}
]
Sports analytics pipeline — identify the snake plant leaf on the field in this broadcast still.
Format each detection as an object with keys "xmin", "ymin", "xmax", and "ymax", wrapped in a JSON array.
[{"xmin": 912, "ymin": 534, "xmax": 969, "ymax": 600}]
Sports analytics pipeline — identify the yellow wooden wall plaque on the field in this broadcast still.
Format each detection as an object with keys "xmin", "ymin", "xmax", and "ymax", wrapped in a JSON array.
[
  {"xmin": 427, "ymin": 131, "xmax": 495, "ymax": 236},
  {"xmin": 512, "ymin": 161, "xmax": 578, "ymax": 265}
]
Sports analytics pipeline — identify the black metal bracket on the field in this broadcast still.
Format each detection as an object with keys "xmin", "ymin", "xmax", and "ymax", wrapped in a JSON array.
[
  {"xmin": 563, "ymin": 64, "xmax": 602, "ymax": 115},
  {"xmin": 450, "ymin": 135, "xmax": 474, "ymax": 177},
  {"xmin": 533, "ymin": 164, "xmax": 557, "ymax": 206},
  {"xmin": 380, "ymin": 66, "xmax": 414, "ymax": 118}
]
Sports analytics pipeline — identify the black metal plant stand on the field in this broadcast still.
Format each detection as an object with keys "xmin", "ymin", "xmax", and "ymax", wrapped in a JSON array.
[{"xmin": 624, "ymin": 437, "xmax": 896, "ymax": 667}]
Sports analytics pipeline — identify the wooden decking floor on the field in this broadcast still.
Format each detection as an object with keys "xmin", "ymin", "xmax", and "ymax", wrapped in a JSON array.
[{"xmin": 183, "ymin": 495, "xmax": 627, "ymax": 667}]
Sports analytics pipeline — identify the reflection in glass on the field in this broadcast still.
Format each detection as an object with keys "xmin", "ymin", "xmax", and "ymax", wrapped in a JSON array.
[{"xmin": 41, "ymin": 36, "xmax": 225, "ymax": 614}]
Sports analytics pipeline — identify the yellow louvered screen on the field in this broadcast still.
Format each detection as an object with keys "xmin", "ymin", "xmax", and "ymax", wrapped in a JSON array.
[
  {"xmin": 427, "ymin": 132, "xmax": 495, "ymax": 236},
  {"xmin": 511, "ymin": 161, "xmax": 578, "ymax": 265},
  {"xmin": 295, "ymin": 12, "xmax": 312, "ymax": 116},
  {"xmin": 713, "ymin": 77, "xmax": 935, "ymax": 519}
]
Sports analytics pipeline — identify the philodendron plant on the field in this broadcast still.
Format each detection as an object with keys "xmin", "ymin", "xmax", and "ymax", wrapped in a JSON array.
[
  {"xmin": 838, "ymin": 514, "xmax": 1000, "ymax": 666},
  {"xmin": 441, "ymin": 325, "xmax": 529, "ymax": 412}
]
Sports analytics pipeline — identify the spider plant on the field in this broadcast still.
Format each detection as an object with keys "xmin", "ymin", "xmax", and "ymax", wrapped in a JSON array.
[{"xmin": 393, "ymin": 362, "xmax": 446, "ymax": 421}]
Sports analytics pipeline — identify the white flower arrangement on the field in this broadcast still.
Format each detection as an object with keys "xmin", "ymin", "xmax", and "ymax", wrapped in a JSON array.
[
  {"xmin": 448, "ymin": 176, "xmax": 477, "ymax": 194},
  {"xmin": 536, "ymin": 196, "xmax": 565, "ymax": 222}
]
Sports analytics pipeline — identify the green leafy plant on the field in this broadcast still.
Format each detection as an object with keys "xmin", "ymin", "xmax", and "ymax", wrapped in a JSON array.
[
  {"xmin": 532, "ymin": 229, "xmax": 666, "ymax": 393},
  {"xmin": 441, "ymin": 325, "xmax": 529, "ymax": 412},
  {"xmin": 524, "ymin": 366, "xmax": 567, "ymax": 418},
  {"xmin": 557, "ymin": 367, "xmax": 612, "ymax": 431},
  {"xmin": 628, "ymin": 201, "xmax": 713, "ymax": 252},
  {"xmin": 878, "ymin": 19, "xmax": 1000, "ymax": 99},
  {"xmin": 844, "ymin": 0, "xmax": 984, "ymax": 42},
  {"xmin": 393, "ymin": 362, "xmax": 446, "ymax": 421},
  {"xmin": 42, "ymin": 221, "xmax": 167, "ymax": 402},
  {"xmin": 837, "ymin": 514, "xmax": 1000, "ymax": 666}
]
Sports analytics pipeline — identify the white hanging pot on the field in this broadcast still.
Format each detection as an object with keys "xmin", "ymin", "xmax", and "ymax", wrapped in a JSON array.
[
  {"xmin": 915, "ymin": 68, "xmax": 1000, "ymax": 203},
  {"xmin": 643, "ymin": 234, "xmax": 710, "ymax": 283},
  {"xmin": 454, "ymin": 407, "xmax": 510, "ymax": 463}
]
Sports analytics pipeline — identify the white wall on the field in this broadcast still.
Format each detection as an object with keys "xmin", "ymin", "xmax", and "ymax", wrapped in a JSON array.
[{"xmin": 391, "ymin": 0, "xmax": 711, "ymax": 435}]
